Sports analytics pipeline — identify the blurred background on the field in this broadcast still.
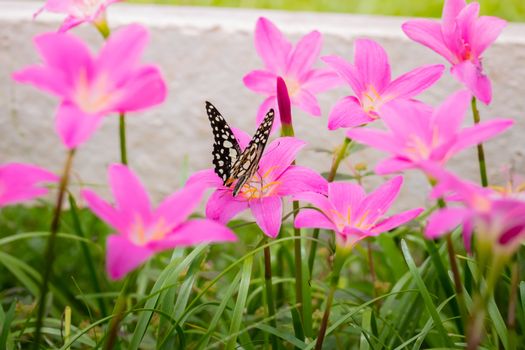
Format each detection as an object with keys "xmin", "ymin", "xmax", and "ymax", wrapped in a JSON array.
[{"xmin": 128, "ymin": 0, "xmax": 525, "ymax": 22}]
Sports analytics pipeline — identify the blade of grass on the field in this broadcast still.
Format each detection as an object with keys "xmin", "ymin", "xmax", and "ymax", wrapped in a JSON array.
[
  {"xmin": 226, "ymin": 255, "xmax": 253, "ymax": 350},
  {"xmin": 359, "ymin": 308, "xmax": 373, "ymax": 350},
  {"xmin": 401, "ymin": 240, "xmax": 454, "ymax": 348},
  {"xmin": 255, "ymin": 324, "xmax": 307, "ymax": 348},
  {"xmin": 0, "ymin": 302, "xmax": 16, "ymax": 348}
]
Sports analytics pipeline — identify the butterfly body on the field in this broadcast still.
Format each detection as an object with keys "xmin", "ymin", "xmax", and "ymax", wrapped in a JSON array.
[{"xmin": 205, "ymin": 101, "xmax": 274, "ymax": 197}]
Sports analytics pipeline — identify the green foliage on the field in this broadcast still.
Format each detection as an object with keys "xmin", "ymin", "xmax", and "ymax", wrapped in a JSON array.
[
  {"xmin": 1, "ymin": 204, "xmax": 524, "ymax": 349},
  {"xmin": 127, "ymin": 0, "xmax": 525, "ymax": 22}
]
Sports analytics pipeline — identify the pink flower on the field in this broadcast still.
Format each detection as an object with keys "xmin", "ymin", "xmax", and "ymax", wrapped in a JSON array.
[
  {"xmin": 13, "ymin": 24, "xmax": 167, "ymax": 149},
  {"xmin": 402, "ymin": 0, "xmax": 506, "ymax": 104},
  {"xmin": 346, "ymin": 90, "xmax": 513, "ymax": 175},
  {"xmin": 322, "ymin": 39, "xmax": 444, "ymax": 130},
  {"xmin": 187, "ymin": 132, "xmax": 327, "ymax": 238},
  {"xmin": 0, "ymin": 163, "xmax": 58, "ymax": 207},
  {"xmin": 34, "ymin": 0, "xmax": 120, "ymax": 32},
  {"xmin": 294, "ymin": 176, "xmax": 423, "ymax": 248},
  {"xmin": 81, "ymin": 164, "xmax": 237, "ymax": 280},
  {"xmin": 243, "ymin": 17, "xmax": 341, "ymax": 131},
  {"xmin": 426, "ymin": 170, "xmax": 525, "ymax": 256}
]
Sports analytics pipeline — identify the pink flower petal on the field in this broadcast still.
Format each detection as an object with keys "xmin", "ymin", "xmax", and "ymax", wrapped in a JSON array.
[
  {"xmin": 255, "ymin": 17, "xmax": 292, "ymax": 74},
  {"xmin": 353, "ymin": 39, "xmax": 391, "ymax": 93},
  {"xmin": 452, "ymin": 119, "xmax": 514, "ymax": 154},
  {"xmin": 287, "ymin": 31, "xmax": 322, "ymax": 78},
  {"xmin": 147, "ymin": 219, "xmax": 237, "ymax": 249},
  {"xmin": 372, "ymin": 208, "xmax": 423, "ymax": 234},
  {"xmin": 432, "ymin": 89, "xmax": 471, "ymax": 139},
  {"xmin": 442, "ymin": 0, "xmax": 467, "ymax": 34},
  {"xmin": 55, "ymin": 102, "xmax": 104, "ymax": 149},
  {"xmin": 382, "ymin": 64, "xmax": 445, "ymax": 100},
  {"xmin": 472, "ymin": 16, "xmax": 506, "ymax": 55},
  {"xmin": 231, "ymin": 127, "xmax": 252, "ymax": 150},
  {"xmin": 256, "ymin": 96, "xmax": 279, "ymax": 134},
  {"xmin": 276, "ymin": 166, "xmax": 328, "ymax": 196},
  {"xmin": 402, "ymin": 19, "xmax": 455, "ymax": 63},
  {"xmin": 451, "ymin": 60, "xmax": 492, "ymax": 104},
  {"xmin": 357, "ymin": 176, "xmax": 403, "ymax": 224},
  {"xmin": 108, "ymin": 164, "xmax": 153, "ymax": 223},
  {"xmin": 375, "ymin": 157, "xmax": 413, "ymax": 175},
  {"xmin": 154, "ymin": 184, "xmax": 206, "ymax": 229},
  {"xmin": 301, "ymin": 69, "xmax": 342, "ymax": 94},
  {"xmin": 294, "ymin": 209, "xmax": 335, "ymax": 231},
  {"xmin": 112, "ymin": 65, "xmax": 167, "ymax": 113},
  {"xmin": 328, "ymin": 96, "xmax": 372, "ymax": 130},
  {"xmin": 34, "ymin": 32, "xmax": 93, "ymax": 85},
  {"xmin": 322, "ymin": 55, "xmax": 365, "ymax": 96},
  {"xmin": 106, "ymin": 234, "xmax": 153, "ymax": 280},
  {"xmin": 12, "ymin": 66, "xmax": 67, "ymax": 97},
  {"xmin": 97, "ymin": 24, "xmax": 149, "ymax": 83},
  {"xmin": 345, "ymin": 128, "xmax": 400, "ymax": 154},
  {"xmin": 81, "ymin": 189, "xmax": 125, "ymax": 232},
  {"xmin": 57, "ymin": 16, "xmax": 84, "ymax": 33},
  {"xmin": 425, "ymin": 207, "xmax": 469, "ymax": 239},
  {"xmin": 186, "ymin": 169, "xmax": 223, "ymax": 189},
  {"xmin": 206, "ymin": 189, "xmax": 248, "ymax": 223},
  {"xmin": 250, "ymin": 196, "xmax": 282, "ymax": 238},
  {"xmin": 243, "ymin": 70, "xmax": 277, "ymax": 94},
  {"xmin": 293, "ymin": 191, "xmax": 332, "ymax": 214},
  {"xmin": 292, "ymin": 89, "xmax": 321, "ymax": 116},
  {"xmin": 328, "ymin": 182, "xmax": 366, "ymax": 215},
  {"xmin": 258, "ymin": 137, "xmax": 305, "ymax": 180}
]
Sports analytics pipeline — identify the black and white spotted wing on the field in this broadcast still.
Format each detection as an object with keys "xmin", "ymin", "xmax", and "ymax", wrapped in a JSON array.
[
  {"xmin": 229, "ymin": 109, "xmax": 275, "ymax": 196},
  {"xmin": 205, "ymin": 101, "xmax": 242, "ymax": 183},
  {"xmin": 205, "ymin": 102, "xmax": 275, "ymax": 197}
]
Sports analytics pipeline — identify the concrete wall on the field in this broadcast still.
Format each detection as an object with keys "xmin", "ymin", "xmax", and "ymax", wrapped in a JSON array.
[{"xmin": 2, "ymin": 1, "xmax": 525, "ymax": 211}]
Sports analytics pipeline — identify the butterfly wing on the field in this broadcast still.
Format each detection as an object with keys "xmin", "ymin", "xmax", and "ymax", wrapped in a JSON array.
[
  {"xmin": 229, "ymin": 109, "xmax": 275, "ymax": 196},
  {"xmin": 205, "ymin": 101, "xmax": 242, "ymax": 184}
]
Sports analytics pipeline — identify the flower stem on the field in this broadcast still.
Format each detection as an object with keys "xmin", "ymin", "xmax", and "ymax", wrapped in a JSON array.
[
  {"xmin": 263, "ymin": 244, "xmax": 279, "ymax": 349},
  {"xmin": 33, "ymin": 149, "xmax": 76, "ymax": 349},
  {"xmin": 507, "ymin": 261, "xmax": 519, "ymax": 350},
  {"xmin": 471, "ymin": 97, "xmax": 488, "ymax": 187},
  {"xmin": 119, "ymin": 113, "xmax": 128, "ymax": 165},
  {"xmin": 104, "ymin": 271, "xmax": 137, "ymax": 350},
  {"xmin": 308, "ymin": 138, "xmax": 351, "ymax": 276},
  {"xmin": 315, "ymin": 247, "xmax": 349, "ymax": 350}
]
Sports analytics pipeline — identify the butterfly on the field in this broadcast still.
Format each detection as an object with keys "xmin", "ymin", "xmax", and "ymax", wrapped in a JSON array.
[{"xmin": 205, "ymin": 101, "xmax": 275, "ymax": 197}]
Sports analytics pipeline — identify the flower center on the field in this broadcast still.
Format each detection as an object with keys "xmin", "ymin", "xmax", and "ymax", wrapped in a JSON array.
[
  {"xmin": 284, "ymin": 77, "xmax": 301, "ymax": 97},
  {"xmin": 74, "ymin": 69, "xmax": 115, "ymax": 114},
  {"xmin": 130, "ymin": 218, "xmax": 168, "ymax": 246},
  {"xmin": 361, "ymin": 86, "xmax": 383, "ymax": 116},
  {"xmin": 330, "ymin": 207, "xmax": 372, "ymax": 232},
  {"xmin": 72, "ymin": 0, "xmax": 105, "ymax": 17},
  {"xmin": 238, "ymin": 166, "xmax": 281, "ymax": 200}
]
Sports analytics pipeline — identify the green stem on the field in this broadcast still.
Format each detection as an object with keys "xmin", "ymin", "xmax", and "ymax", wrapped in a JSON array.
[
  {"xmin": 119, "ymin": 113, "xmax": 128, "ymax": 165},
  {"xmin": 471, "ymin": 98, "xmax": 488, "ymax": 187},
  {"xmin": 314, "ymin": 246, "xmax": 349, "ymax": 350},
  {"xmin": 263, "ymin": 244, "xmax": 279, "ymax": 349},
  {"xmin": 103, "ymin": 271, "xmax": 137, "ymax": 350},
  {"xmin": 33, "ymin": 149, "xmax": 76, "ymax": 349},
  {"xmin": 292, "ymin": 201, "xmax": 304, "ymax": 325},
  {"xmin": 308, "ymin": 138, "xmax": 351, "ymax": 276},
  {"xmin": 68, "ymin": 194, "xmax": 108, "ymax": 316},
  {"xmin": 94, "ymin": 17, "xmax": 111, "ymax": 39}
]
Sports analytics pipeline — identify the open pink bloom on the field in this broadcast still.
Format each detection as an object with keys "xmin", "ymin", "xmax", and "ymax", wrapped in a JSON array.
[
  {"xmin": 322, "ymin": 39, "xmax": 444, "ymax": 130},
  {"xmin": 346, "ymin": 90, "xmax": 513, "ymax": 175},
  {"xmin": 402, "ymin": 0, "xmax": 506, "ymax": 104},
  {"xmin": 13, "ymin": 24, "xmax": 167, "ymax": 149},
  {"xmin": 243, "ymin": 17, "xmax": 341, "ymax": 131},
  {"xmin": 81, "ymin": 164, "xmax": 237, "ymax": 280},
  {"xmin": 426, "ymin": 170, "xmax": 525, "ymax": 256},
  {"xmin": 0, "ymin": 163, "xmax": 58, "ymax": 207},
  {"xmin": 34, "ymin": 0, "xmax": 120, "ymax": 32},
  {"xmin": 187, "ymin": 132, "xmax": 327, "ymax": 238},
  {"xmin": 294, "ymin": 176, "xmax": 423, "ymax": 248}
]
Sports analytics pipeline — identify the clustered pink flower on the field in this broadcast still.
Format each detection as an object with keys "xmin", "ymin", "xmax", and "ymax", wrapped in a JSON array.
[
  {"xmin": 322, "ymin": 39, "xmax": 444, "ymax": 129},
  {"xmin": 402, "ymin": 0, "xmax": 506, "ymax": 104},
  {"xmin": 13, "ymin": 24, "xmax": 167, "ymax": 149},
  {"xmin": 188, "ymin": 130, "xmax": 327, "ymax": 238},
  {"xmin": 244, "ymin": 17, "xmax": 341, "ymax": 131},
  {"xmin": 82, "ymin": 164, "xmax": 237, "ymax": 279},
  {"xmin": 0, "ymin": 163, "xmax": 58, "ymax": 207},
  {"xmin": 346, "ymin": 90, "xmax": 513, "ymax": 175},
  {"xmin": 34, "ymin": 0, "xmax": 121, "ymax": 33},
  {"xmin": 294, "ymin": 177, "xmax": 423, "ymax": 248}
]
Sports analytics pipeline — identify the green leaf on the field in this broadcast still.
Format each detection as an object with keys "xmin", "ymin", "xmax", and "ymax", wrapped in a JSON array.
[
  {"xmin": 225, "ymin": 255, "xmax": 253, "ymax": 350},
  {"xmin": 0, "ymin": 302, "xmax": 16, "ymax": 349},
  {"xmin": 359, "ymin": 308, "xmax": 373, "ymax": 350},
  {"xmin": 255, "ymin": 324, "xmax": 307, "ymax": 348},
  {"xmin": 401, "ymin": 239, "xmax": 454, "ymax": 348}
]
